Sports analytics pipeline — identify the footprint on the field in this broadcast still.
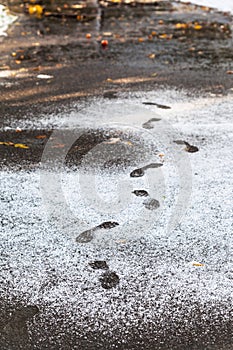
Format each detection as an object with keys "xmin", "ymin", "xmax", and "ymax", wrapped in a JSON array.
[
  {"xmin": 89, "ymin": 261, "xmax": 109, "ymax": 270},
  {"xmin": 142, "ymin": 102, "xmax": 171, "ymax": 109},
  {"xmin": 98, "ymin": 221, "xmax": 119, "ymax": 229},
  {"xmin": 130, "ymin": 163, "xmax": 163, "ymax": 177},
  {"xmin": 103, "ymin": 91, "xmax": 118, "ymax": 99},
  {"xmin": 76, "ymin": 228, "xmax": 96, "ymax": 243},
  {"xmin": 132, "ymin": 190, "xmax": 149, "ymax": 197},
  {"xmin": 174, "ymin": 140, "xmax": 199, "ymax": 153},
  {"xmin": 142, "ymin": 117, "xmax": 161, "ymax": 129},
  {"xmin": 143, "ymin": 198, "xmax": 160, "ymax": 210},
  {"xmin": 76, "ymin": 221, "xmax": 119, "ymax": 243},
  {"xmin": 99, "ymin": 271, "xmax": 120, "ymax": 289}
]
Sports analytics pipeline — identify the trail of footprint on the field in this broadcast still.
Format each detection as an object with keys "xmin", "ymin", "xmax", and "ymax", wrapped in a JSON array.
[
  {"xmin": 99, "ymin": 271, "xmax": 120, "ymax": 289},
  {"xmin": 130, "ymin": 163, "xmax": 163, "ymax": 177},
  {"xmin": 76, "ymin": 221, "xmax": 119, "ymax": 243},
  {"xmin": 142, "ymin": 117, "xmax": 161, "ymax": 129},
  {"xmin": 142, "ymin": 102, "xmax": 171, "ymax": 109}
]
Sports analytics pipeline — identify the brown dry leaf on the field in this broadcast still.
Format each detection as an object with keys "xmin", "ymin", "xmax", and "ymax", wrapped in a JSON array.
[
  {"xmin": 106, "ymin": 78, "xmax": 113, "ymax": 83},
  {"xmin": 138, "ymin": 37, "xmax": 144, "ymax": 43},
  {"xmin": 52, "ymin": 143, "xmax": 65, "ymax": 149},
  {"xmin": 15, "ymin": 60, "xmax": 21, "ymax": 65},
  {"xmin": 14, "ymin": 143, "xmax": 29, "ymax": 149},
  {"xmin": 104, "ymin": 137, "xmax": 121, "ymax": 144},
  {"xmin": 151, "ymin": 31, "xmax": 157, "ymax": 36},
  {"xmin": 226, "ymin": 70, "xmax": 233, "ymax": 74},
  {"xmin": 115, "ymin": 239, "xmax": 127, "ymax": 244},
  {"xmin": 158, "ymin": 153, "xmax": 165, "ymax": 159},
  {"xmin": 148, "ymin": 53, "xmax": 156, "ymax": 59},
  {"xmin": 36, "ymin": 135, "xmax": 47, "ymax": 139}
]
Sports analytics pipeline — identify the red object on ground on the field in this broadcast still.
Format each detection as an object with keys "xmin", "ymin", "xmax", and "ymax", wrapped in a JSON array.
[{"xmin": 101, "ymin": 40, "xmax": 109, "ymax": 48}]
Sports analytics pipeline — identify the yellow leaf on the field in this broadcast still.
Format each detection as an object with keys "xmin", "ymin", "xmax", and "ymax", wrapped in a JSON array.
[
  {"xmin": 192, "ymin": 261, "xmax": 204, "ymax": 267},
  {"xmin": 14, "ymin": 143, "xmax": 29, "ymax": 149},
  {"xmin": 28, "ymin": 4, "xmax": 43, "ymax": 18},
  {"xmin": 175, "ymin": 23, "xmax": 188, "ymax": 29},
  {"xmin": 194, "ymin": 24, "xmax": 202, "ymax": 30},
  {"xmin": 0, "ymin": 141, "xmax": 14, "ymax": 146},
  {"xmin": 159, "ymin": 33, "xmax": 173, "ymax": 40}
]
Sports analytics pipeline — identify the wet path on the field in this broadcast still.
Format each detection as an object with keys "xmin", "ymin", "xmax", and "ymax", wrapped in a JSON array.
[{"xmin": 0, "ymin": 89, "xmax": 233, "ymax": 349}]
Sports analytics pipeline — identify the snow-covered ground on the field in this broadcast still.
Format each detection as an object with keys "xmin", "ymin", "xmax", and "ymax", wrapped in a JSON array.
[
  {"xmin": 1, "ymin": 89, "xmax": 233, "ymax": 348},
  {"xmin": 189, "ymin": 0, "xmax": 233, "ymax": 14}
]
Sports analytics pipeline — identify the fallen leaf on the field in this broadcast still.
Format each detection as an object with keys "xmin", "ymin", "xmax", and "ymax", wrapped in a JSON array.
[
  {"xmin": 175, "ymin": 23, "xmax": 188, "ymax": 29},
  {"xmin": 159, "ymin": 33, "xmax": 173, "ymax": 40},
  {"xmin": 14, "ymin": 143, "xmax": 29, "ymax": 149},
  {"xmin": 36, "ymin": 135, "xmax": 47, "ymax": 139},
  {"xmin": 191, "ymin": 261, "xmax": 205, "ymax": 267},
  {"xmin": 104, "ymin": 137, "xmax": 121, "ymax": 144},
  {"xmin": 148, "ymin": 53, "xmax": 156, "ymax": 59},
  {"xmin": 194, "ymin": 24, "xmax": 202, "ymax": 30},
  {"xmin": 138, "ymin": 37, "xmax": 144, "ymax": 43},
  {"xmin": 15, "ymin": 127, "xmax": 22, "ymax": 133},
  {"xmin": 101, "ymin": 40, "xmax": 109, "ymax": 48},
  {"xmin": 115, "ymin": 239, "xmax": 126, "ymax": 244},
  {"xmin": 52, "ymin": 143, "xmax": 65, "ymax": 148},
  {"xmin": 226, "ymin": 70, "xmax": 233, "ymax": 74},
  {"xmin": 28, "ymin": 4, "xmax": 43, "ymax": 18},
  {"xmin": 86, "ymin": 33, "xmax": 92, "ymax": 39},
  {"xmin": 37, "ymin": 74, "xmax": 53, "ymax": 79}
]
